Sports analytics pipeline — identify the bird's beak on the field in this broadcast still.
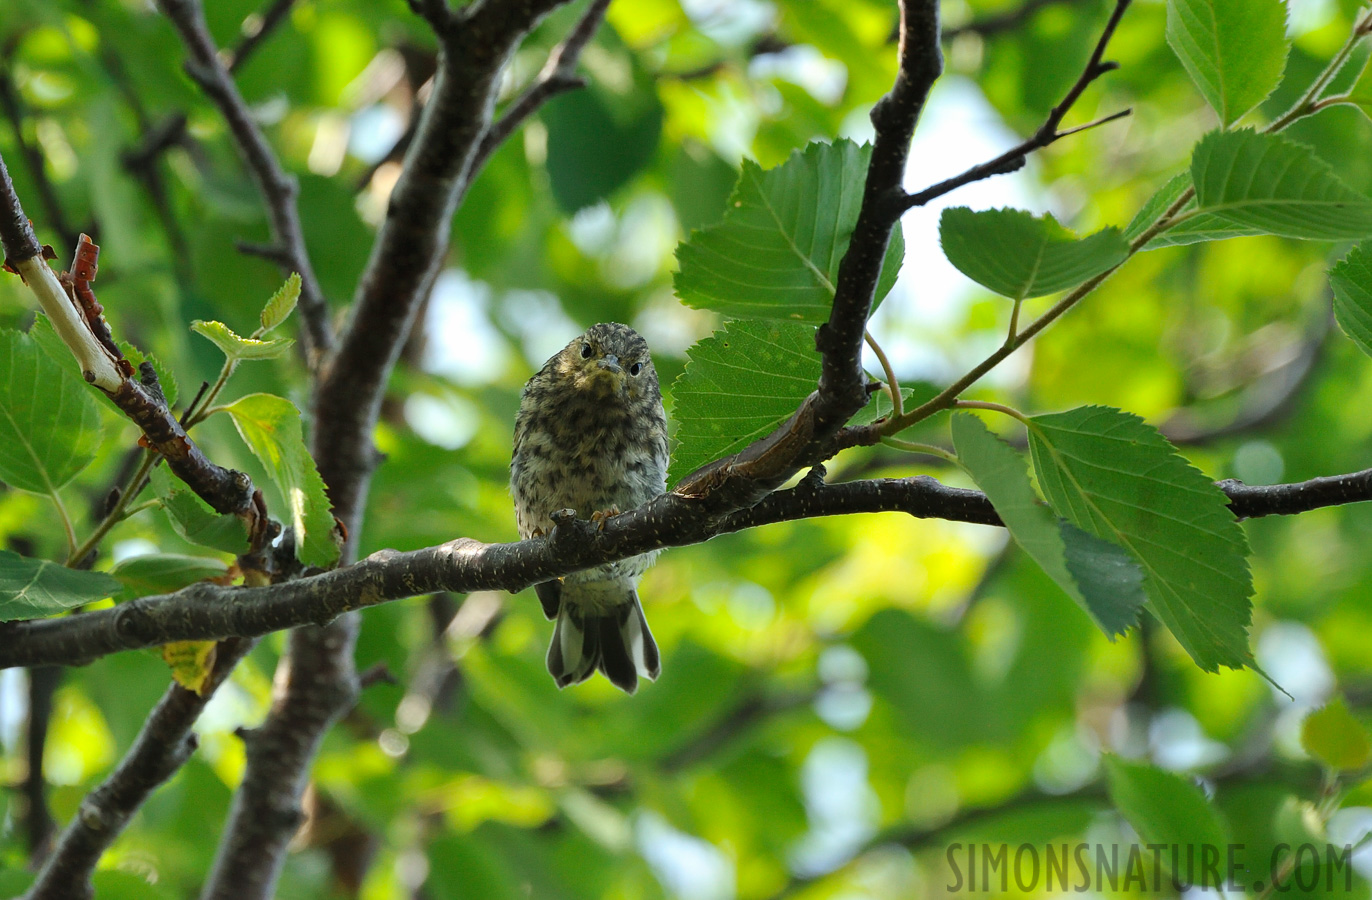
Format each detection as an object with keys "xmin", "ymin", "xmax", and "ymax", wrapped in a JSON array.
[{"xmin": 597, "ymin": 354, "xmax": 622, "ymax": 375}]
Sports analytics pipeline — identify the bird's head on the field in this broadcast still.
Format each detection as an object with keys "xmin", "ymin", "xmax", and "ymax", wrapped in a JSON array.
[{"xmin": 555, "ymin": 323, "xmax": 656, "ymax": 401}]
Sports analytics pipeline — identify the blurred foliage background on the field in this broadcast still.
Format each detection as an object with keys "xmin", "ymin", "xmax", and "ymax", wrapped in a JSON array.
[{"xmin": 2, "ymin": 0, "xmax": 1372, "ymax": 897}]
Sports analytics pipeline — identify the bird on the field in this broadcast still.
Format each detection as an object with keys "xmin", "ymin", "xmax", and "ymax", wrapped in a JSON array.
[{"xmin": 510, "ymin": 322, "xmax": 669, "ymax": 693}]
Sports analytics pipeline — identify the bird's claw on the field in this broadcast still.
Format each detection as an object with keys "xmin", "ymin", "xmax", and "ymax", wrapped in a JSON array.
[{"xmin": 590, "ymin": 507, "xmax": 621, "ymax": 530}]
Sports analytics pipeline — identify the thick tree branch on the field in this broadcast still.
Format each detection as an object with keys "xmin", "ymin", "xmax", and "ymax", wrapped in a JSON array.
[
  {"xmin": 199, "ymin": 624, "xmax": 359, "ymax": 900},
  {"xmin": 156, "ymin": 0, "xmax": 333, "ymax": 362},
  {"xmin": 23, "ymin": 639, "xmax": 255, "ymax": 900},
  {"xmin": 21, "ymin": 666, "xmax": 60, "ymax": 862},
  {"xmin": 312, "ymin": 0, "xmax": 576, "ymax": 548},
  {"xmin": 5, "ymin": 463, "xmax": 1371, "ymax": 671},
  {"xmin": 205, "ymin": 2, "xmax": 586, "ymax": 895}
]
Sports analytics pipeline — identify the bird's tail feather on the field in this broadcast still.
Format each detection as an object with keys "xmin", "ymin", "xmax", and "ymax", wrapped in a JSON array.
[{"xmin": 546, "ymin": 590, "xmax": 660, "ymax": 694}]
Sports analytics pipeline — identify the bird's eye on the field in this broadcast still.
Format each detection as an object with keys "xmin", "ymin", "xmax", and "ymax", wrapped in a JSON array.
[
  {"xmin": 580, "ymin": 342, "xmax": 593, "ymax": 359},
  {"xmin": 628, "ymin": 362, "xmax": 643, "ymax": 376}
]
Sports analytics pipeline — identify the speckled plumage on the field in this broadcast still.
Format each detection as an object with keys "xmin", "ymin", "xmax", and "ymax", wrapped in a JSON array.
[{"xmin": 511, "ymin": 323, "xmax": 669, "ymax": 693}]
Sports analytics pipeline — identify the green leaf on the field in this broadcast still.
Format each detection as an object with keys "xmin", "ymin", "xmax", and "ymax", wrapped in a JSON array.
[
  {"xmin": 1027, "ymin": 406, "xmax": 1253, "ymax": 671},
  {"xmin": 191, "ymin": 320, "xmax": 294, "ymax": 361},
  {"xmin": 222, "ymin": 393, "xmax": 339, "ymax": 568},
  {"xmin": 1191, "ymin": 129, "xmax": 1372, "ymax": 240},
  {"xmin": 1104, "ymin": 755, "xmax": 1231, "ymax": 873},
  {"xmin": 1331, "ymin": 242, "xmax": 1372, "ymax": 357},
  {"xmin": 669, "ymin": 320, "xmax": 818, "ymax": 486},
  {"xmin": 1124, "ymin": 173, "xmax": 1264, "ymax": 250},
  {"xmin": 260, "ymin": 272, "xmax": 301, "ymax": 333},
  {"xmin": 1344, "ymin": 55, "xmax": 1372, "ymax": 120},
  {"xmin": 150, "ymin": 466, "xmax": 251, "ymax": 555},
  {"xmin": 119, "ymin": 341, "xmax": 179, "ymax": 408},
  {"xmin": 939, "ymin": 207, "xmax": 1129, "ymax": 299},
  {"xmin": 674, "ymin": 139, "xmax": 905, "ymax": 323},
  {"xmin": 0, "ymin": 328, "xmax": 103, "ymax": 495},
  {"xmin": 1301, "ymin": 698, "xmax": 1372, "ymax": 771},
  {"xmin": 1166, "ymin": 0, "xmax": 1289, "ymax": 126},
  {"xmin": 0, "ymin": 550, "xmax": 120, "ymax": 621},
  {"xmin": 952, "ymin": 414, "xmax": 1144, "ymax": 637},
  {"xmin": 109, "ymin": 553, "xmax": 230, "ymax": 601},
  {"xmin": 542, "ymin": 42, "xmax": 664, "ymax": 213}
]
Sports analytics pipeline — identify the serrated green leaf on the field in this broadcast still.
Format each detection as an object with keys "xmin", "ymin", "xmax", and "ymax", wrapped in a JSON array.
[
  {"xmin": 952, "ymin": 414, "xmax": 1144, "ymax": 637},
  {"xmin": 150, "ymin": 466, "xmax": 251, "ymax": 555},
  {"xmin": 1301, "ymin": 697, "xmax": 1372, "ymax": 771},
  {"xmin": 940, "ymin": 207, "xmax": 1129, "ymax": 299},
  {"xmin": 119, "ymin": 341, "xmax": 179, "ymax": 408},
  {"xmin": 1191, "ymin": 129, "xmax": 1372, "ymax": 240},
  {"xmin": 850, "ymin": 385, "xmax": 929, "ymax": 427},
  {"xmin": 260, "ymin": 272, "xmax": 301, "ymax": 333},
  {"xmin": 1166, "ymin": 0, "xmax": 1289, "ymax": 126},
  {"xmin": 1331, "ymin": 242, "xmax": 1372, "ymax": 357},
  {"xmin": 191, "ymin": 320, "xmax": 294, "ymax": 361},
  {"xmin": 109, "ymin": 553, "xmax": 230, "ymax": 602},
  {"xmin": 674, "ymin": 139, "xmax": 904, "ymax": 323},
  {"xmin": 1345, "ymin": 55, "xmax": 1372, "ymax": 120},
  {"xmin": 0, "ymin": 550, "xmax": 120, "ymax": 621},
  {"xmin": 0, "ymin": 329, "xmax": 103, "ymax": 495},
  {"xmin": 222, "ymin": 393, "xmax": 339, "ymax": 568},
  {"xmin": 1027, "ymin": 406, "xmax": 1253, "ymax": 671},
  {"xmin": 1124, "ymin": 173, "xmax": 1264, "ymax": 250},
  {"xmin": 669, "ymin": 320, "xmax": 818, "ymax": 486},
  {"xmin": 1104, "ymin": 755, "xmax": 1231, "ymax": 873}
]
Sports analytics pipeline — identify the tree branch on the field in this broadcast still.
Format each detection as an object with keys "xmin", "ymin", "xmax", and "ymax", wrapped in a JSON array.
[
  {"xmin": 21, "ymin": 666, "xmax": 60, "ymax": 862},
  {"xmin": 203, "ymin": 2, "xmax": 585, "ymax": 895},
  {"xmin": 199, "ymin": 624, "xmax": 359, "ymax": 900},
  {"xmin": 468, "ymin": 0, "xmax": 611, "ymax": 177},
  {"xmin": 312, "ymin": 0, "xmax": 577, "ymax": 549},
  {"xmin": 156, "ymin": 0, "xmax": 333, "ymax": 363},
  {"xmin": 23, "ymin": 639, "xmax": 256, "ymax": 900},
  {"xmin": 0, "ymin": 160, "xmax": 257, "ymax": 518},
  {"xmin": 898, "ymin": 0, "xmax": 1132, "ymax": 214},
  {"xmin": 6, "ymin": 463, "xmax": 1371, "ymax": 671},
  {"xmin": 668, "ymin": 0, "xmax": 945, "ymax": 512},
  {"xmin": 226, "ymin": 0, "xmax": 297, "ymax": 74}
]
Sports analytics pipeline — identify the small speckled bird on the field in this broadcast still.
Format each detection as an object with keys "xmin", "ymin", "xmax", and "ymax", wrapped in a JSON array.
[{"xmin": 511, "ymin": 323, "xmax": 669, "ymax": 693}]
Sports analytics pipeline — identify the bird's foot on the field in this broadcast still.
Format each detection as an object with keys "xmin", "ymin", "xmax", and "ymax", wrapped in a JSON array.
[{"xmin": 590, "ymin": 507, "xmax": 621, "ymax": 530}]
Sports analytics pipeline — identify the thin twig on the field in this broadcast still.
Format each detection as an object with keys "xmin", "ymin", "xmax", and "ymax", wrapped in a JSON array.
[
  {"xmin": 899, "ymin": 0, "xmax": 1133, "ymax": 214},
  {"xmin": 469, "ymin": 0, "xmax": 612, "ymax": 176},
  {"xmin": 227, "ymin": 0, "xmax": 297, "ymax": 73},
  {"xmin": 157, "ymin": 0, "xmax": 334, "ymax": 362}
]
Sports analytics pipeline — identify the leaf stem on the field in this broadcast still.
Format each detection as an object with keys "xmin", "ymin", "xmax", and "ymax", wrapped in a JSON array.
[
  {"xmin": 66, "ymin": 450, "xmax": 158, "ymax": 567},
  {"xmin": 1006, "ymin": 297, "xmax": 1024, "ymax": 344},
  {"xmin": 864, "ymin": 330, "xmax": 903, "ymax": 420},
  {"xmin": 51, "ymin": 489, "xmax": 77, "ymax": 562},
  {"xmin": 880, "ymin": 436, "xmax": 957, "ymax": 463},
  {"xmin": 955, "ymin": 399, "xmax": 1030, "ymax": 424},
  {"xmin": 185, "ymin": 358, "xmax": 238, "ymax": 429},
  {"xmin": 1268, "ymin": 16, "xmax": 1371, "ymax": 132}
]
